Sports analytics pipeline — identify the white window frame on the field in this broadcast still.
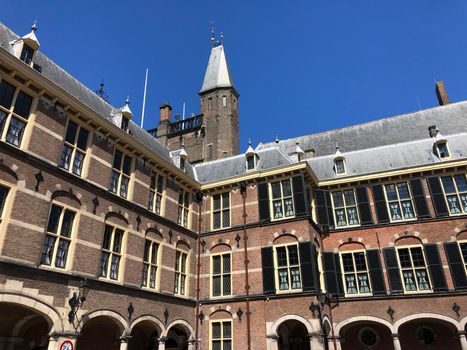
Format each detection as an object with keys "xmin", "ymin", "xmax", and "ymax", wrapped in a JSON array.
[
  {"xmin": 177, "ymin": 189, "xmax": 191, "ymax": 228},
  {"xmin": 0, "ymin": 78, "xmax": 35, "ymax": 148},
  {"xmin": 339, "ymin": 250, "xmax": 372, "ymax": 297},
  {"xmin": 246, "ymin": 155, "xmax": 257, "ymax": 171},
  {"xmin": 211, "ymin": 252, "xmax": 232, "ymax": 297},
  {"xmin": 0, "ymin": 183, "xmax": 9, "ymax": 222},
  {"xmin": 211, "ymin": 192, "xmax": 231, "ymax": 230},
  {"xmin": 458, "ymin": 240, "xmax": 467, "ymax": 274},
  {"xmin": 331, "ymin": 188, "xmax": 360, "ymax": 228},
  {"xmin": 59, "ymin": 119, "xmax": 90, "ymax": 177},
  {"xmin": 40, "ymin": 203, "xmax": 76, "ymax": 269},
  {"xmin": 210, "ymin": 319, "xmax": 233, "ymax": 350},
  {"xmin": 383, "ymin": 181, "xmax": 417, "ymax": 222},
  {"xmin": 148, "ymin": 171, "xmax": 165, "ymax": 215},
  {"xmin": 142, "ymin": 239, "xmax": 161, "ymax": 290},
  {"xmin": 435, "ymin": 141, "xmax": 450, "ymax": 159},
  {"xmin": 109, "ymin": 149, "xmax": 132, "ymax": 199},
  {"xmin": 99, "ymin": 224, "xmax": 125, "ymax": 281},
  {"xmin": 334, "ymin": 158, "xmax": 346, "ymax": 175},
  {"xmin": 440, "ymin": 173, "xmax": 467, "ymax": 216},
  {"xmin": 396, "ymin": 245, "xmax": 432, "ymax": 294},
  {"xmin": 222, "ymin": 95, "xmax": 227, "ymax": 107},
  {"xmin": 269, "ymin": 179, "xmax": 295, "ymax": 221},
  {"xmin": 174, "ymin": 250, "xmax": 188, "ymax": 295},
  {"xmin": 273, "ymin": 243, "xmax": 302, "ymax": 293}
]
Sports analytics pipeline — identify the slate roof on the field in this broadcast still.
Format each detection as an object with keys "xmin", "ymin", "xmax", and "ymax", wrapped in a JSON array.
[
  {"xmin": 199, "ymin": 45, "xmax": 234, "ymax": 94},
  {"xmin": 194, "ymin": 147, "xmax": 293, "ymax": 183},
  {"xmin": 0, "ymin": 22, "xmax": 173, "ymax": 163},
  {"xmin": 257, "ymin": 102, "xmax": 467, "ymax": 157},
  {"xmin": 308, "ymin": 133, "xmax": 467, "ymax": 181}
]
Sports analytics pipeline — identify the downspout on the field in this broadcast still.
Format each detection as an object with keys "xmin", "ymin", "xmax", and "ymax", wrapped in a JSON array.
[
  {"xmin": 195, "ymin": 191, "xmax": 203, "ymax": 350},
  {"xmin": 240, "ymin": 182, "xmax": 252, "ymax": 350}
]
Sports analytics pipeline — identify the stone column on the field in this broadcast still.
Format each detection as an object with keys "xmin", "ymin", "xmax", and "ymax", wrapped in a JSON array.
[
  {"xmin": 458, "ymin": 331, "xmax": 467, "ymax": 350},
  {"xmin": 392, "ymin": 333, "xmax": 401, "ymax": 350},
  {"xmin": 308, "ymin": 332, "xmax": 325, "ymax": 350},
  {"xmin": 266, "ymin": 335, "xmax": 279, "ymax": 350},
  {"xmin": 119, "ymin": 335, "xmax": 131, "ymax": 350},
  {"xmin": 327, "ymin": 336, "xmax": 342, "ymax": 350},
  {"xmin": 158, "ymin": 336, "xmax": 167, "ymax": 350},
  {"xmin": 46, "ymin": 336, "xmax": 58, "ymax": 350},
  {"xmin": 187, "ymin": 338, "xmax": 196, "ymax": 350}
]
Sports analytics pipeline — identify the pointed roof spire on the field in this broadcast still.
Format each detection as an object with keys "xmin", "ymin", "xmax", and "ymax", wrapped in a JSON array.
[
  {"xmin": 121, "ymin": 96, "xmax": 133, "ymax": 117},
  {"xmin": 21, "ymin": 20, "xmax": 40, "ymax": 49},
  {"xmin": 294, "ymin": 142, "xmax": 304, "ymax": 156},
  {"xmin": 200, "ymin": 31, "xmax": 235, "ymax": 94},
  {"xmin": 245, "ymin": 138, "xmax": 256, "ymax": 156},
  {"xmin": 179, "ymin": 143, "xmax": 188, "ymax": 159}
]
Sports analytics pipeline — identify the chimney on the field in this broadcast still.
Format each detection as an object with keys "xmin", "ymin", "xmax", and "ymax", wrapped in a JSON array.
[
  {"xmin": 435, "ymin": 81, "xmax": 450, "ymax": 106},
  {"xmin": 159, "ymin": 103, "xmax": 172, "ymax": 123}
]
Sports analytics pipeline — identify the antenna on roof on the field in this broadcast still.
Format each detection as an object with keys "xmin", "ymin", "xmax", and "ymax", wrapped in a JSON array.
[
  {"xmin": 140, "ymin": 67, "xmax": 149, "ymax": 128},
  {"xmin": 275, "ymin": 135, "xmax": 279, "ymax": 144},
  {"xmin": 182, "ymin": 102, "xmax": 186, "ymax": 120},
  {"xmin": 95, "ymin": 80, "xmax": 109, "ymax": 102}
]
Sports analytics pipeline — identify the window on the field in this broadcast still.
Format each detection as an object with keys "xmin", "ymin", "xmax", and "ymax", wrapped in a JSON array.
[
  {"xmin": 109, "ymin": 150, "xmax": 132, "ymax": 199},
  {"xmin": 99, "ymin": 225, "xmax": 124, "ymax": 280},
  {"xmin": 20, "ymin": 44, "xmax": 34, "ymax": 65},
  {"xmin": 274, "ymin": 244, "xmax": 301, "ymax": 291},
  {"xmin": 384, "ymin": 182, "xmax": 416, "ymax": 221},
  {"xmin": 211, "ymin": 320, "xmax": 232, "ymax": 350},
  {"xmin": 397, "ymin": 246, "xmax": 431, "ymax": 292},
  {"xmin": 331, "ymin": 189, "xmax": 359, "ymax": 227},
  {"xmin": 458, "ymin": 241, "xmax": 467, "ymax": 272},
  {"xmin": 121, "ymin": 116, "xmax": 129, "ymax": 132},
  {"xmin": 340, "ymin": 251, "xmax": 371, "ymax": 295},
  {"xmin": 207, "ymin": 144, "xmax": 213, "ymax": 160},
  {"xmin": 180, "ymin": 158, "xmax": 186, "ymax": 171},
  {"xmin": 174, "ymin": 250, "xmax": 188, "ymax": 295},
  {"xmin": 270, "ymin": 179, "xmax": 294, "ymax": 220},
  {"xmin": 0, "ymin": 185, "xmax": 9, "ymax": 218},
  {"xmin": 148, "ymin": 172, "xmax": 164, "ymax": 215},
  {"xmin": 440, "ymin": 174, "xmax": 467, "ymax": 215},
  {"xmin": 177, "ymin": 190, "xmax": 190, "ymax": 228},
  {"xmin": 212, "ymin": 253, "xmax": 231, "ymax": 297},
  {"xmin": 40, "ymin": 204, "xmax": 75, "ymax": 268},
  {"xmin": 142, "ymin": 239, "xmax": 159, "ymax": 289},
  {"xmin": 222, "ymin": 95, "xmax": 227, "ymax": 107},
  {"xmin": 435, "ymin": 141, "xmax": 450, "ymax": 158},
  {"xmin": 334, "ymin": 159, "xmax": 345, "ymax": 174},
  {"xmin": 59, "ymin": 120, "xmax": 89, "ymax": 176},
  {"xmin": 246, "ymin": 155, "xmax": 256, "ymax": 171},
  {"xmin": 212, "ymin": 192, "xmax": 230, "ymax": 230},
  {"xmin": 208, "ymin": 97, "xmax": 212, "ymax": 110},
  {"xmin": 0, "ymin": 80, "xmax": 33, "ymax": 147}
]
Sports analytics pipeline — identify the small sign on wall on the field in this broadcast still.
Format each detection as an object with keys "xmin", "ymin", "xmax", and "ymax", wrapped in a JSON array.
[{"xmin": 59, "ymin": 340, "xmax": 74, "ymax": 350}]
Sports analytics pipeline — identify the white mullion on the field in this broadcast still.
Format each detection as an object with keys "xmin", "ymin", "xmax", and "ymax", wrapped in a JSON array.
[{"xmin": 50, "ymin": 208, "xmax": 65, "ymax": 266}]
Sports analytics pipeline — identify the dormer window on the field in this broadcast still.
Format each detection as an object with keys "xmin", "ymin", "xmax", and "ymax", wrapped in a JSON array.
[
  {"xmin": 121, "ymin": 116, "xmax": 129, "ymax": 132},
  {"xmin": 20, "ymin": 44, "xmax": 34, "ymax": 65},
  {"xmin": 119, "ymin": 96, "xmax": 132, "ymax": 133},
  {"xmin": 180, "ymin": 158, "xmax": 186, "ymax": 171},
  {"xmin": 435, "ymin": 141, "xmax": 450, "ymax": 159},
  {"xmin": 334, "ymin": 159, "xmax": 346, "ymax": 175},
  {"xmin": 246, "ymin": 155, "xmax": 256, "ymax": 171}
]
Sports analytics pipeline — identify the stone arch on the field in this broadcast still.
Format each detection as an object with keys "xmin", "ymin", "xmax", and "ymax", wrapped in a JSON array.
[
  {"xmin": 460, "ymin": 316, "xmax": 467, "ymax": 330},
  {"xmin": 336, "ymin": 316, "xmax": 396, "ymax": 334},
  {"xmin": 161, "ymin": 319, "xmax": 194, "ymax": 337},
  {"xmin": 456, "ymin": 229, "xmax": 467, "ymax": 241},
  {"xmin": 0, "ymin": 291, "xmax": 63, "ymax": 333},
  {"xmin": 339, "ymin": 241, "xmax": 366, "ymax": 251},
  {"xmin": 81, "ymin": 309, "xmax": 128, "ymax": 333},
  {"xmin": 210, "ymin": 242, "xmax": 232, "ymax": 254},
  {"xmin": 0, "ymin": 162, "xmax": 19, "ymax": 182},
  {"xmin": 130, "ymin": 314, "xmax": 165, "ymax": 334},
  {"xmin": 394, "ymin": 235, "xmax": 423, "ymax": 246},
  {"xmin": 267, "ymin": 314, "xmax": 315, "ymax": 337},
  {"xmin": 105, "ymin": 211, "xmax": 130, "ymax": 226},
  {"xmin": 273, "ymin": 233, "xmax": 298, "ymax": 245},
  {"xmin": 394, "ymin": 313, "xmax": 461, "ymax": 332},
  {"xmin": 145, "ymin": 227, "xmax": 163, "ymax": 241},
  {"xmin": 176, "ymin": 239, "xmax": 191, "ymax": 251},
  {"xmin": 51, "ymin": 189, "xmax": 82, "ymax": 207}
]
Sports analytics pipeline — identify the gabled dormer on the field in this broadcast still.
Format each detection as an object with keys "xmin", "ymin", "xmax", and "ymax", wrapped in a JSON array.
[
  {"xmin": 112, "ymin": 97, "xmax": 133, "ymax": 133},
  {"xmin": 245, "ymin": 140, "xmax": 258, "ymax": 171},
  {"xmin": 333, "ymin": 144, "xmax": 346, "ymax": 175},
  {"xmin": 11, "ymin": 22, "xmax": 40, "ymax": 67}
]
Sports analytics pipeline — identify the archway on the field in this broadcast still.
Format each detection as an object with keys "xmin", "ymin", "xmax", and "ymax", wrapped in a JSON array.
[
  {"xmin": 164, "ymin": 321, "xmax": 193, "ymax": 350},
  {"xmin": 398, "ymin": 317, "xmax": 460, "ymax": 350},
  {"xmin": 339, "ymin": 320, "xmax": 393, "ymax": 350},
  {"xmin": 78, "ymin": 315, "xmax": 125, "ymax": 350},
  {"xmin": 129, "ymin": 317, "xmax": 163, "ymax": 350},
  {"xmin": 277, "ymin": 319, "xmax": 310, "ymax": 350},
  {"xmin": 0, "ymin": 302, "xmax": 52, "ymax": 350}
]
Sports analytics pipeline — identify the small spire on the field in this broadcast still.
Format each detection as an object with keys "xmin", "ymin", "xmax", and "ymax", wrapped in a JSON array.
[
  {"xmin": 275, "ymin": 135, "xmax": 279, "ymax": 144},
  {"xmin": 220, "ymin": 32, "xmax": 224, "ymax": 45},
  {"xmin": 121, "ymin": 96, "xmax": 133, "ymax": 117},
  {"xmin": 210, "ymin": 22, "xmax": 215, "ymax": 48},
  {"xmin": 248, "ymin": 138, "xmax": 252, "ymax": 147},
  {"xmin": 125, "ymin": 96, "xmax": 130, "ymax": 105},
  {"xmin": 246, "ymin": 138, "xmax": 255, "ymax": 156},
  {"xmin": 31, "ymin": 21, "xmax": 37, "ymax": 32}
]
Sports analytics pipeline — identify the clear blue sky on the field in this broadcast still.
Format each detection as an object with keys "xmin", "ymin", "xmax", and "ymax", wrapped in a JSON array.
[{"xmin": 3, "ymin": 1, "xmax": 467, "ymax": 150}]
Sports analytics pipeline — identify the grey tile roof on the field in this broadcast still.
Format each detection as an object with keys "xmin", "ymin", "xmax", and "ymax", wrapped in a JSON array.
[
  {"xmin": 0, "ymin": 22, "xmax": 173, "ymax": 163},
  {"xmin": 199, "ymin": 45, "xmax": 234, "ymax": 94},
  {"xmin": 194, "ymin": 147, "xmax": 293, "ymax": 183},
  {"xmin": 257, "ymin": 102, "xmax": 467, "ymax": 157},
  {"xmin": 308, "ymin": 133, "xmax": 467, "ymax": 181}
]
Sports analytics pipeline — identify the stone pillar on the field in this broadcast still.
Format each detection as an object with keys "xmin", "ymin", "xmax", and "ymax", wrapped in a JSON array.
[
  {"xmin": 392, "ymin": 333, "xmax": 401, "ymax": 350},
  {"xmin": 327, "ymin": 336, "xmax": 342, "ymax": 350},
  {"xmin": 119, "ymin": 336, "xmax": 131, "ymax": 350},
  {"xmin": 309, "ymin": 332, "xmax": 325, "ymax": 350},
  {"xmin": 458, "ymin": 331, "xmax": 467, "ymax": 350},
  {"xmin": 46, "ymin": 336, "xmax": 58, "ymax": 350},
  {"xmin": 187, "ymin": 338, "xmax": 196, "ymax": 350},
  {"xmin": 158, "ymin": 336, "xmax": 167, "ymax": 350},
  {"xmin": 266, "ymin": 335, "xmax": 279, "ymax": 350}
]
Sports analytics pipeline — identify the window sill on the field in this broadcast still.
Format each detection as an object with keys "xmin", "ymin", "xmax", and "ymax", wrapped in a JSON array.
[
  {"xmin": 389, "ymin": 218, "xmax": 417, "ymax": 224},
  {"xmin": 38, "ymin": 264, "xmax": 68, "ymax": 273},
  {"xmin": 210, "ymin": 294, "xmax": 234, "ymax": 299},
  {"xmin": 275, "ymin": 288, "xmax": 303, "ymax": 295},
  {"xmin": 141, "ymin": 286, "xmax": 159, "ymax": 293},
  {"xmin": 334, "ymin": 224, "xmax": 361, "ymax": 230},
  {"xmin": 402, "ymin": 290, "xmax": 433, "ymax": 295},
  {"xmin": 97, "ymin": 276, "xmax": 123, "ymax": 286},
  {"xmin": 270, "ymin": 215, "xmax": 296, "ymax": 223},
  {"xmin": 344, "ymin": 292, "xmax": 373, "ymax": 298}
]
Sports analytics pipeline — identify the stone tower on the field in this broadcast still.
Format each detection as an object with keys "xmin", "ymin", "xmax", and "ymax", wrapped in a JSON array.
[{"xmin": 199, "ymin": 42, "xmax": 240, "ymax": 161}]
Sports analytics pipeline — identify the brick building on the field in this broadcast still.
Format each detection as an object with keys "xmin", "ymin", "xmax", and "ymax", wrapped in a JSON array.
[{"xmin": 0, "ymin": 21, "xmax": 466, "ymax": 350}]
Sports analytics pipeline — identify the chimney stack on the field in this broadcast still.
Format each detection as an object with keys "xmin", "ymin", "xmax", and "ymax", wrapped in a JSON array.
[
  {"xmin": 435, "ymin": 81, "xmax": 450, "ymax": 106},
  {"xmin": 159, "ymin": 103, "xmax": 172, "ymax": 123}
]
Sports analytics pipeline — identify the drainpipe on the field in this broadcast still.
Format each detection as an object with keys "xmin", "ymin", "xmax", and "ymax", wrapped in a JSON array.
[
  {"xmin": 195, "ymin": 191, "xmax": 203, "ymax": 350},
  {"xmin": 240, "ymin": 182, "xmax": 252, "ymax": 350}
]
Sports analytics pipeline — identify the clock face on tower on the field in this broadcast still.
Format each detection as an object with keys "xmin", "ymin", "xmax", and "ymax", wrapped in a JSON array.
[{"xmin": 59, "ymin": 340, "xmax": 73, "ymax": 350}]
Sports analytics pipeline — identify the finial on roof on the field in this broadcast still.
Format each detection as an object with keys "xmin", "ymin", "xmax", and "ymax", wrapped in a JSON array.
[
  {"xmin": 121, "ymin": 96, "xmax": 133, "ymax": 117},
  {"xmin": 275, "ymin": 136, "xmax": 279, "ymax": 144},
  {"xmin": 210, "ymin": 22, "xmax": 215, "ymax": 48},
  {"xmin": 220, "ymin": 32, "xmax": 224, "ymax": 45},
  {"xmin": 31, "ymin": 21, "xmax": 37, "ymax": 32},
  {"xmin": 179, "ymin": 143, "xmax": 188, "ymax": 159},
  {"xmin": 295, "ymin": 142, "xmax": 304, "ymax": 156},
  {"xmin": 246, "ymin": 138, "xmax": 255, "ymax": 156},
  {"xmin": 125, "ymin": 96, "xmax": 130, "ymax": 105},
  {"xmin": 248, "ymin": 138, "xmax": 252, "ymax": 146}
]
